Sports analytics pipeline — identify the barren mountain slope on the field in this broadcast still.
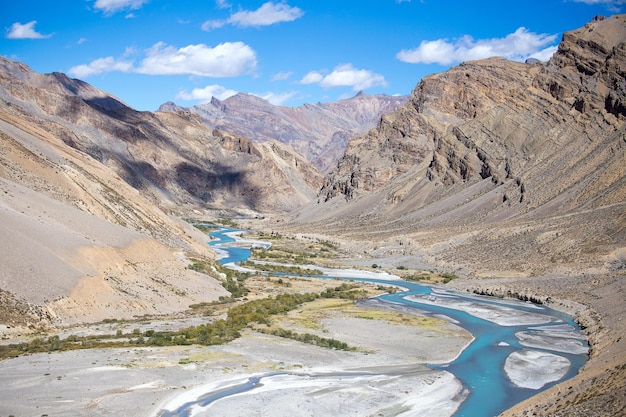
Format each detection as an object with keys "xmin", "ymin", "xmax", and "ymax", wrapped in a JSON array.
[
  {"xmin": 279, "ymin": 15, "xmax": 626, "ymax": 417},
  {"xmin": 0, "ymin": 55, "xmax": 327, "ymax": 331},
  {"xmin": 159, "ymin": 91, "xmax": 408, "ymax": 172},
  {"xmin": 0, "ymin": 111, "xmax": 229, "ymax": 330},
  {"xmin": 0, "ymin": 57, "xmax": 322, "ymax": 214}
]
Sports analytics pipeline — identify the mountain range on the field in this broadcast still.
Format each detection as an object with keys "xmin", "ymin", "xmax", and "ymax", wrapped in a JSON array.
[
  {"xmin": 158, "ymin": 91, "xmax": 408, "ymax": 172},
  {"xmin": 0, "ymin": 13, "xmax": 625, "ymax": 417}
]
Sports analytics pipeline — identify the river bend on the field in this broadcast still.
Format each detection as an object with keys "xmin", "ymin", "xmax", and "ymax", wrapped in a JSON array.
[{"xmin": 161, "ymin": 227, "xmax": 589, "ymax": 417}]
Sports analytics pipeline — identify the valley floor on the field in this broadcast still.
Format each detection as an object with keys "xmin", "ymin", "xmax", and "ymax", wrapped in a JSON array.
[
  {"xmin": 0, "ymin": 224, "xmax": 624, "ymax": 416},
  {"xmin": 0, "ymin": 283, "xmax": 471, "ymax": 417}
]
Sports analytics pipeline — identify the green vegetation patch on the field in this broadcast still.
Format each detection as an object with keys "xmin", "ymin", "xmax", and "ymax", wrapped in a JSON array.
[
  {"xmin": 240, "ymin": 260, "xmax": 322, "ymax": 277},
  {"xmin": 0, "ymin": 284, "xmax": 364, "ymax": 360},
  {"xmin": 401, "ymin": 270, "xmax": 459, "ymax": 284},
  {"xmin": 188, "ymin": 258, "xmax": 250, "ymax": 299},
  {"xmin": 258, "ymin": 328, "xmax": 354, "ymax": 351},
  {"xmin": 247, "ymin": 236, "xmax": 342, "ymax": 266}
]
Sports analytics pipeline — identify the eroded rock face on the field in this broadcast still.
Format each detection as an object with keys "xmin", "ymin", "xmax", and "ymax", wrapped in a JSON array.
[
  {"xmin": 291, "ymin": 15, "xmax": 626, "ymax": 283},
  {"xmin": 319, "ymin": 15, "xmax": 626, "ymax": 226}
]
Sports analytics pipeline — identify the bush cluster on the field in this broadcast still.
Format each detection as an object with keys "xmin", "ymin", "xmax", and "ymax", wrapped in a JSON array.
[{"xmin": 0, "ymin": 285, "xmax": 362, "ymax": 359}]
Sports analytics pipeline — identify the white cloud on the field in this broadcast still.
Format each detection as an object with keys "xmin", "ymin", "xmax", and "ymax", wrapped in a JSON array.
[
  {"xmin": 176, "ymin": 84, "xmax": 238, "ymax": 101},
  {"xmin": 397, "ymin": 39, "xmax": 456, "ymax": 65},
  {"xmin": 253, "ymin": 91, "xmax": 296, "ymax": 105},
  {"xmin": 202, "ymin": 1, "xmax": 303, "ymax": 30},
  {"xmin": 68, "ymin": 41, "xmax": 257, "ymax": 79},
  {"xmin": 527, "ymin": 45, "xmax": 559, "ymax": 62},
  {"xmin": 137, "ymin": 42, "xmax": 257, "ymax": 77},
  {"xmin": 6, "ymin": 21, "xmax": 52, "ymax": 39},
  {"xmin": 300, "ymin": 64, "xmax": 387, "ymax": 91},
  {"xmin": 569, "ymin": 0, "xmax": 625, "ymax": 9},
  {"xmin": 93, "ymin": 0, "xmax": 149, "ymax": 14},
  {"xmin": 397, "ymin": 27, "xmax": 558, "ymax": 65},
  {"xmin": 300, "ymin": 71, "xmax": 324, "ymax": 85},
  {"xmin": 68, "ymin": 56, "xmax": 133, "ymax": 78},
  {"xmin": 216, "ymin": 0, "xmax": 231, "ymax": 9},
  {"xmin": 271, "ymin": 71, "xmax": 292, "ymax": 81}
]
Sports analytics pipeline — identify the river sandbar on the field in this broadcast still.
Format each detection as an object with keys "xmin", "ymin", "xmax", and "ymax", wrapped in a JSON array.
[{"xmin": 504, "ymin": 349, "xmax": 570, "ymax": 390}]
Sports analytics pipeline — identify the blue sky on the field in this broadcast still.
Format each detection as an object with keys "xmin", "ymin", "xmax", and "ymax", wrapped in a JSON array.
[{"xmin": 2, "ymin": 1, "xmax": 624, "ymax": 111}]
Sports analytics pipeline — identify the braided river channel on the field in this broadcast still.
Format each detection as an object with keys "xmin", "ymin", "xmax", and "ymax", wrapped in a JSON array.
[{"xmin": 163, "ymin": 227, "xmax": 589, "ymax": 417}]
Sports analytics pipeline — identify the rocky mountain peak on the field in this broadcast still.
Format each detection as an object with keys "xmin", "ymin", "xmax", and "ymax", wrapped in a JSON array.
[
  {"xmin": 534, "ymin": 14, "xmax": 626, "ymax": 118},
  {"xmin": 316, "ymin": 14, "xmax": 626, "ymax": 234}
]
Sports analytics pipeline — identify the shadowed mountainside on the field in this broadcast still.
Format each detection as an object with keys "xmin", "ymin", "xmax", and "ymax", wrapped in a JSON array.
[
  {"xmin": 0, "ymin": 56, "xmax": 323, "ymax": 328},
  {"xmin": 0, "ymin": 58, "xmax": 322, "ymax": 214}
]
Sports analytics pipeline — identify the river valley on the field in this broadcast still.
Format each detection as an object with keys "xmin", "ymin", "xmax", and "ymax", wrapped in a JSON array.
[
  {"xmin": 157, "ymin": 228, "xmax": 589, "ymax": 417},
  {"xmin": 0, "ymin": 227, "xmax": 589, "ymax": 417}
]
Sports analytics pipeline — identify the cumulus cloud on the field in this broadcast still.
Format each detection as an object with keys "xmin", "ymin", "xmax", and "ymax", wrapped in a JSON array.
[
  {"xmin": 253, "ymin": 91, "xmax": 297, "ymax": 105},
  {"xmin": 300, "ymin": 71, "xmax": 324, "ymax": 84},
  {"xmin": 397, "ymin": 27, "xmax": 558, "ymax": 65},
  {"xmin": 202, "ymin": 1, "xmax": 303, "ymax": 30},
  {"xmin": 93, "ymin": 0, "xmax": 149, "ymax": 14},
  {"xmin": 6, "ymin": 21, "xmax": 52, "ymax": 39},
  {"xmin": 68, "ymin": 56, "xmax": 133, "ymax": 78},
  {"xmin": 68, "ymin": 41, "xmax": 257, "ymax": 79},
  {"xmin": 137, "ymin": 42, "xmax": 257, "ymax": 76},
  {"xmin": 300, "ymin": 64, "xmax": 387, "ymax": 91},
  {"xmin": 176, "ymin": 84, "xmax": 238, "ymax": 101}
]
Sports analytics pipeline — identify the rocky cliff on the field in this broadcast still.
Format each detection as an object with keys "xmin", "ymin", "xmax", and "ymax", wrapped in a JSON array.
[
  {"xmin": 159, "ymin": 91, "xmax": 408, "ymax": 172},
  {"xmin": 306, "ymin": 15, "xmax": 625, "ymax": 276},
  {"xmin": 321, "ymin": 15, "xmax": 626, "ymax": 217}
]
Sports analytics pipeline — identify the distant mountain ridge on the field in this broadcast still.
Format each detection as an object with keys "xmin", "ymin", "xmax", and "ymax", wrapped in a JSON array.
[{"xmin": 159, "ymin": 91, "xmax": 409, "ymax": 172}]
